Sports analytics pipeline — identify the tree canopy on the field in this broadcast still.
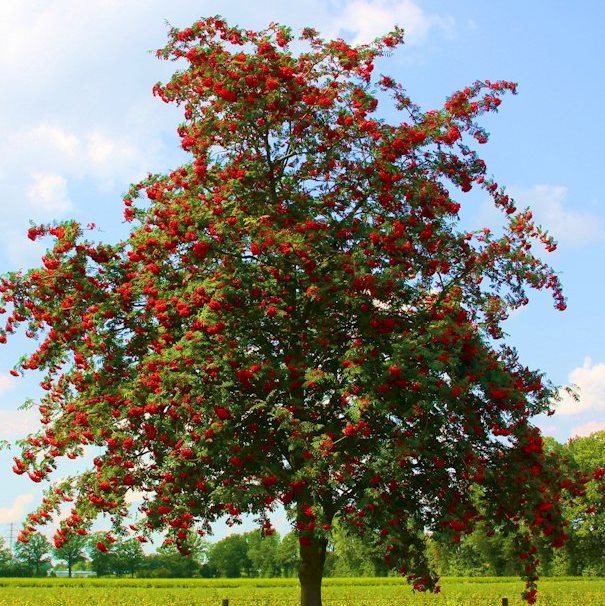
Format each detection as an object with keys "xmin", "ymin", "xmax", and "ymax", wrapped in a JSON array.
[
  {"xmin": 1, "ymin": 15, "xmax": 584, "ymax": 606},
  {"xmin": 14, "ymin": 533, "xmax": 51, "ymax": 577},
  {"xmin": 52, "ymin": 533, "xmax": 88, "ymax": 577}
]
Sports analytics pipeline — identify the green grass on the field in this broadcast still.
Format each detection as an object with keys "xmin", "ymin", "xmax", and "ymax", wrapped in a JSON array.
[{"xmin": 0, "ymin": 576, "xmax": 603, "ymax": 605}]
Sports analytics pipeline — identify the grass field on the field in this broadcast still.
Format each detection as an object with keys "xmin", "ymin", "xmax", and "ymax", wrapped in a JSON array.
[{"xmin": 0, "ymin": 576, "xmax": 603, "ymax": 605}]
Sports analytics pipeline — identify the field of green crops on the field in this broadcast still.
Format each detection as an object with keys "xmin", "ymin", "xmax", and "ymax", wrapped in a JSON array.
[{"xmin": 0, "ymin": 576, "xmax": 603, "ymax": 605}]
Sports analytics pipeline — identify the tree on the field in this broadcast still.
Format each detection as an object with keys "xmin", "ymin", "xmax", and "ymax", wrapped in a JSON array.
[
  {"xmin": 558, "ymin": 432, "xmax": 605, "ymax": 575},
  {"xmin": 14, "ymin": 533, "xmax": 51, "ymax": 576},
  {"xmin": 0, "ymin": 537, "xmax": 16, "ymax": 576},
  {"xmin": 277, "ymin": 531, "xmax": 299, "ymax": 578},
  {"xmin": 113, "ymin": 538, "xmax": 145, "ymax": 577},
  {"xmin": 1, "ymin": 15, "xmax": 583, "ymax": 606},
  {"xmin": 159, "ymin": 533, "xmax": 207, "ymax": 577},
  {"xmin": 331, "ymin": 520, "xmax": 388, "ymax": 577},
  {"xmin": 88, "ymin": 532, "xmax": 116, "ymax": 576},
  {"xmin": 427, "ymin": 522, "xmax": 521, "ymax": 577},
  {"xmin": 52, "ymin": 533, "xmax": 88, "ymax": 577},
  {"xmin": 0, "ymin": 538, "xmax": 12, "ymax": 567},
  {"xmin": 140, "ymin": 533, "xmax": 207, "ymax": 578},
  {"xmin": 0, "ymin": 538, "xmax": 29, "ymax": 577},
  {"xmin": 207, "ymin": 534, "xmax": 252, "ymax": 578},
  {"xmin": 246, "ymin": 529, "xmax": 281, "ymax": 577}
]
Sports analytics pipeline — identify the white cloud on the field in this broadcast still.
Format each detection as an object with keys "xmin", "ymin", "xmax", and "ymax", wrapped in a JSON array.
[
  {"xmin": 25, "ymin": 124, "xmax": 79, "ymax": 157},
  {"xmin": 27, "ymin": 174, "xmax": 72, "ymax": 215},
  {"xmin": 475, "ymin": 184, "xmax": 602, "ymax": 250},
  {"xmin": 571, "ymin": 420, "xmax": 605, "ymax": 438},
  {"xmin": 0, "ymin": 409, "xmax": 39, "ymax": 440},
  {"xmin": 84, "ymin": 130, "xmax": 145, "ymax": 187},
  {"xmin": 87, "ymin": 132, "xmax": 117, "ymax": 166},
  {"xmin": 2, "ymin": 229, "xmax": 46, "ymax": 269},
  {"xmin": 334, "ymin": 0, "xmax": 454, "ymax": 45},
  {"xmin": 0, "ymin": 1, "xmax": 144, "ymax": 85},
  {"xmin": 556, "ymin": 358, "xmax": 605, "ymax": 416},
  {"xmin": 13, "ymin": 123, "xmax": 151, "ymax": 189},
  {"xmin": 0, "ymin": 374, "xmax": 17, "ymax": 395},
  {"xmin": 124, "ymin": 490, "xmax": 146, "ymax": 505},
  {"xmin": 0, "ymin": 493, "xmax": 35, "ymax": 524},
  {"xmin": 12, "ymin": 124, "xmax": 77, "ymax": 173},
  {"xmin": 0, "ymin": 2, "xmax": 180, "ymax": 265},
  {"xmin": 510, "ymin": 185, "xmax": 602, "ymax": 247},
  {"xmin": 538, "ymin": 424, "xmax": 559, "ymax": 438}
]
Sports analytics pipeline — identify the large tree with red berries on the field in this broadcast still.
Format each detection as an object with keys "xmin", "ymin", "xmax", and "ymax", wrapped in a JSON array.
[{"xmin": 2, "ymin": 16, "xmax": 580, "ymax": 606}]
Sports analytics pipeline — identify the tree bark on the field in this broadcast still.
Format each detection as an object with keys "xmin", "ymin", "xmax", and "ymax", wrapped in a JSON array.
[{"xmin": 298, "ymin": 536, "xmax": 328, "ymax": 606}]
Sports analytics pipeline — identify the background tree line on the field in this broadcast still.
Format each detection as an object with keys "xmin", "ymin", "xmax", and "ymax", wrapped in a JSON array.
[{"xmin": 1, "ymin": 432, "xmax": 602, "ymax": 578}]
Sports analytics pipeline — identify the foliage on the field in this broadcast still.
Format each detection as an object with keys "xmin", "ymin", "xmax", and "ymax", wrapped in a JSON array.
[
  {"xmin": 558, "ymin": 431, "xmax": 605, "ymax": 575},
  {"xmin": 88, "ymin": 532, "xmax": 116, "ymax": 577},
  {"xmin": 0, "ymin": 14, "xmax": 584, "ymax": 605},
  {"xmin": 88, "ymin": 533, "xmax": 201, "ymax": 578},
  {"xmin": 52, "ymin": 533, "xmax": 88, "ymax": 577},
  {"xmin": 0, "ymin": 538, "xmax": 13, "ymax": 568},
  {"xmin": 0, "ymin": 538, "xmax": 30, "ymax": 577},
  {"xmin": 427, "ymin": 524, "xmax": 521, "ymax": 577},
  {"xmin": 246, "ymin": 529, "xmax": 282, "ymax": 577},
  {"xmin": 426, "ymin": 432, "xmax": 604, "ymax": 578},
  {"xmin": 143, "ymin": 534, "xmax": 207, "ymax": 578},
  {"xmin": 277, "ymin": 531, "xmax": 300, "ymax": 578},
  {"xmin": 112, "ymin": 538, "xmax": 146, "ymax": 577},
  {"xmin": 204, "ymin": 530, "xmax": 300, "ymax": 579},
  {"xmin": 207, "ymin": 534, "xmax": 252, "ymax": 578},
  {"xmin": 331, "ymin": 520, "xmax": 388, "ymax": 577},
  {"xmin": 14, "ymin": 532, "xmax": 51, "ymax": 576}
]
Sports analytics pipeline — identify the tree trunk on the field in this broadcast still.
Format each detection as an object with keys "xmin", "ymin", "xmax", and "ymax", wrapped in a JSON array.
[{"xmin": 298, "ymin": 536, "xmax": 328, "ymax": 606}]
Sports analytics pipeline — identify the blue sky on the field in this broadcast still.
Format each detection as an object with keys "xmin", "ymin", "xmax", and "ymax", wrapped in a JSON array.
[{"xmin": 0, "ymin": 0, "xmax": 603, "ymax": 541}]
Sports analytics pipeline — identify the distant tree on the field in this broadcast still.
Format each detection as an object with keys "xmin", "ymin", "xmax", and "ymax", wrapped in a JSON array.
[
  {"xmin": 113, "ymin": 538, "xmax": 145, "ymax": 577},
  {"xmin": 427, "ymin": 524, "xmax": 520, "ymax": 577},
  {"xmin": 331, "ymin": 521, "xmax": 388, "ymax": 577},
  {"xmin": 466, "ymin": 525, "xmax": 521, "ymax": 577},
  {"xmin": 14, "ymin": 533, "xmax": 51, "ymax": 576},
  {"xmin": 277, "ymin": 532, "xmax": 299, "ymax": 578},
  {"xmin": 88, "ymin": 532, "xmax": 115, "ymax": 576},
  {"xmin": 137, "ymin": 552, "xmax": 168, "ymax": 578},
  {"xmin": 560, "ymin": 431, "xmax": 605, "ymax": 575},
  {"xmin": 0, "ymin": 537, "xmax": 16, "ymax": 576},
  {"xmin": 207, "ymin": 534, "xmax": 251, "ymax": 578},
  {"xmin": 144, "ymin": 534, "xmax": 207, "ymax": 577},
  {"xmin": 425, "ymin": 433, "xmax": 604, "ymax": 579},
  {"xmin": 0, "ymin": 538, "xmax": 12, "ymax": 567},
  {"xmin": 246, "ymin": 530, "xmax": 281, "ymax": 577},
  {"xmin": 52, "ymin": 533, "xmax": 88, "ymax": 577}
]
